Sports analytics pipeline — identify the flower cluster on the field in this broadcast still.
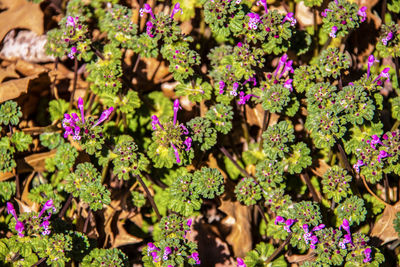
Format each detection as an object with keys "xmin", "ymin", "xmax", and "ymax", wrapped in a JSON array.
[
  {"xmin": 149, "ymin": 99, "xmax": 193, "ymax": 168},
  {"xmin": 62, "ymin": 98, "xmax": 113, "ymax": 154},
  {"xmin": 7, "ymin": 200, "xmax": 56, "ymax": 237}
]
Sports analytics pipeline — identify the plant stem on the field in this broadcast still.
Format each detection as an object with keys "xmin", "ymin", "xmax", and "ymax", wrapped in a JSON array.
[
  {"xmin": 259, "ymin": 110, "xmax": 270, "ymax": 151},
  {"xmin": 256, "ymin": 204, "xmax": 269, "ymax": 226},
  {"xmin": 83, "ymin": 209, "xmax": 91, "ymax": 233},
  {"xmin": 134, "ymin": 174, "xmax": 162, "ymax": 221},
  {"xmin": 68, "ymin": 57, "xmax": 78, "ymax": 112},
  {"xmin": 32, "ymin": 257, "xmax": 46, "ymax": 267},
  {"xmin": 265, "ymin": 233, "xmax": 292, "ymax": 265},
  {"xmin": 381, "ymin": 0, "xmax": 387, "ymax": 23},
  {"xmin": 394, "ymin": 57, "xmax": 400, "ymax": 95},
  {"xmin": 391, "ymin": 120, "xmax": 400, "ymax": 132},
  {"xmin": 51, "ymin": 57, "xmax": 59, "ymax": 100},
  {"xmin": 300, "ymin": 172, "xmax": 320, "ymax": 202},
  {"xmin": 133, "ymin": 54, "xmax": 141, "ymax": 73},
  {"xmin": 219, "ymin": 146, "xmax": 251, "ymax": 178},
  {"xmin": 313, "ymin": 7, "xmax": 319, "ymax": 57},
  {"xmin": 59, "ymin": 193, "xmax": 73, "ymax": 218},
  {"xmin": 384, "ymin": 173, "xmax": 390, "ymax": 203},
  {"xmin": 360, "ymin": 174, "xmax": 389, "ymax": 207}
]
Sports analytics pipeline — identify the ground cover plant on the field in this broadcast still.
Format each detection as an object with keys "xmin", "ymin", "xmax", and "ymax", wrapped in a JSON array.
[{"xmin": 0, "ymin": 0, "xmax": 400, "ymax": 266}]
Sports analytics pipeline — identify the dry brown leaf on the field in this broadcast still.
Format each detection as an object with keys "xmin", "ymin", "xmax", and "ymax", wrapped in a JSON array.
[
  {"xmin": 15, "ymin": 60, "xmax": 48, "ymax": 76},
  {"xmin": 311, "ymin": 159, "xmax": 330, "ymax": 178},
  {"xmin": 15, "ymin": 198, "xmax": 39, "ymax": 213},
  {"xmin": 0, "ymin": 171, "xmax": 14, "ymax": 182},
  {"xmin": 112, "ymin": 219, "xmax": 143, "ymax": 248},
  {"xmin": 0, "ymin": 74, "xmax": 39, "ymax": 102},
  {"xmin": 0, "ymin": 64, "xmax": 19, "ymax": 83},
  {"xmin": 142, "ymin": 57, "xmax": 170, "ymax": 84},
  {"xmin": 24, "ymin": 150, "xmax": 56, "ymax": 173},
  {"xmin": 285, "ymin": 251, "xmax": 316, "ymax": 264},
  {"xmin": 21, "ymin": 172, "xmax": 36, "ymax": 207},
  {"xmin": 370, "ymin": 201, "xmax": 400, "ymax": 245},
  {"xmin": 245, "ymin": 104, "xmax": 264, "ymax": 128},
  {"xmin": 219, "ymin": 199, "xmax": 252, "ymax": 257},
  {"xmin": 0, "ymin": 0, "xmax": 43, "ymax": 42}
]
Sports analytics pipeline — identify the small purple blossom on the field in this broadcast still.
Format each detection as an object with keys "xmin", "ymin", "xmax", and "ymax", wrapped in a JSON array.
[
  {"xmin": 93, "ymin": 107, "xmax": 114, "ymax": 127},
  {"xmin": 373, "ymin": 67, "xmax": 390, "ymax": 84},
  {"xmin": 284, "ymin": 219, "xmax": 297, "ymax": 232},
  {"xmin": 78, "ymin": 97, "xmax": 85, "ymax": 124},
  {"xmin": 382, "ymin": 31, "xmax": 393, "ymax": 46},
  {"xmin": 184, "ymin": 137, "xmax": 192, "ymax": 151},
  {"xmin": 275, "ymin": 216, "xmax": 285, "ymax": 224},
  {"xmin": 353, "ymin": 159, "xmax": 365, "ymax": 173},
  {"xmin": 377, "ymin": 150, "xmax": 389, "ymax": 163},
  {"xmin": 38, "ymin": 199, "xmax": 56, "ymax": 218},
  {"xmin": 219, "ymin": 80, "xmax": 226, "ymax": 95},
  {"xmin": 41, "ymin": 220, "xmax": 51, "ymax": 236},
  {"xmin": 171, "ymin": 3, "xmax": 183, "ymax": 19},
  {"xmin": 163, "ymin": 246, "xmax": 172, "ymax": 260},
  {"xmin": 329, "ymin": 26, "xmax": 338, "ymax": 38},
  {"xmin": 15, "ymin": 221, "xmax": 25, "ymax": 237},
  {"xmin": 187, "ymin": 218, "xmax": 193, "ymax": 227},
  {"xmin": 256, "ymin": 0, "xmax": 268, "ymax": 13},
  {"xmin": 146, "ymin": 21, "xmax": 155, "ymax": 38},
  {"xmin": 7, "ymin": 202, "xmax": 17, "ymax": 219},
  {"xmin": 151, "ymin": 115, "xmax": 163, "ymax": 130},
  {"xmin": 247, "ymin": 13, "xmax": 261, "ymax": 30},
  {"xmin": 171, "ymin": 142, "xmax": 181, "ymax": 164},
  {"xmin": 363, "ymin": 247, "xmax": 372, "ymax": 263},
  {"xmin": 339, "ymin": 219, "xmax": 351, "ymax": 234},
  {"xmin": 237, "ymin": 257, "xmax": 246, "ymax": 267},
  {"xmin": 283, "ymin": 12, "xmax": 296, "ymax": 26},
  {"xmin": 66, "ymin": 16, "xmax": 76, "ymax": 27},
  {"xmin": 358, "ymin": 6, "xmax": 367, "ymax": 22},
  {"xmin": 321, "ymin": 9, "xmax": 333, "ymax": 17},
  {"xmin": 68, "ymin": 46, "xmax": 77, "ymax": 59},
  {"xmin": 190, "ymin": 252, "xmax": 201, "ymax": 265},
  {"xmin": 367, "ymin": 55, "xmax": 379, "ymax": 78},
  {"xmin": 173, "ymin": 99, "xmax": 182, "ymax": 126},
  {"xmin": 140, "ymin": 3, "xmax": 155, "ymax": 19}
]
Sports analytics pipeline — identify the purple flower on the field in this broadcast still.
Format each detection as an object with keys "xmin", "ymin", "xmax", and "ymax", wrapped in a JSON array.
[
  {"xmin": 151, "ymin": 251, "xmax": 160, "ymax": 262},
  {"xmin": 93, "ymin": 107, "xmax": 114, "ymax": 127},
  {"xmin": 148, "ymin": 242, "xmax": 157, "ymax": 252},
  {"xmin": 353, "ymin": 159, "xmax": 365, "ymax": 173},
  {"xmin": 187, "ymin": 218, "xmax": 193, "ymax": 227},
  {"xmin": 151, "ymin": 115, "xmax": 163, "ymax": 130},
  {"xmin": 329, "ymin": 26, "xmax": 338, "ymax": 38},
  {"xmin": 66, "ymin": 16, "xmax": 76, "ymax": 27},
  {"xmin": 190, "ymin": 252, "xmax": 201, "ymax": 264},
  {"xmin": 363, "ymin": 247, "xmax": 372, "ymax": 263},
  {"xmin": 171, "ymin": 142, "xmax": 181, "ymax": 163},
  {"xmin": 382, "ymin": 32, "xmax": 393, "ymax": 45},
  {"xmin": 256, "ymin": 0, "xmax": 268, "ymax": 13},
  {"xmin": 7, "ymin": 202, "xmax": 17, "ymax": 219},
  {"xmin": 373, "ymin": 67, "xmax": 390, "ymax": 83},
  {"xmin": 275, "ymin": 54, "xmax": 288, "ymax": 77},
  {"xmin": 358, "ymin": 6, "xmax": 367, "ymax": 22},
  {"xmin": 238, "ymin": 92, "xmax": 258, "ymax": 105},
  {"xmin": 231, "ymin": 82, "xmax": 239, "ymax": 96},
  {"xmin": 219, "ymin": 80, "xmax": 225, "ymax": 94},
  {"xmin": 146, "ymin": 21, "xmax": 154, "ymax": 38},
  {"xmin": 377, "ymin": 150, "xmax": 389, "ymax": 163},
  {"xmin": 173, "ymin": 99, "xmax": 181, "ymax": 125},
  {"xmin": 339, "ymin": 219, "xmax": 351, "ymax": 234},
  {"xmin": 39, "ymin": 199, "xmax": 55, "ymax": 218},
  {"xmin": 367, "ymin": 55, "xmax": 379, "ymax": 78},
  {"xmin": 321, "ymin": 9, "xmax": 333, "ymax": 17},
  {"xmin": 41, "ymin": 220, "xmax": 51, "ymax": 235},
  {"xmin": 284, "ymin": 219, "xmax": 297, "ymax": 232},
  {"xmin": 247, "ymin": 13, "xmax": 261, "ymax": 30},
  {"xmin": 237, "ymin": 257, "xmax": 246, "ymax": 267},
  {"xmin": 171, "ymin": 3, "xmax": 183, "ymax": 19},
  {"xmin": 68, "ymin": 46, "xmax": 77, "ymax": 59},
  {"xmin": 312, "ymin": 224, "xmax": 325, "ymax": 232},
  {"xmin": 283, "ymin": 12, "xmax": 296, "ymax": 26},
  {"xmin": 163, "ymin": 246, "xmax": 172, "ymax": 260},
  {"xmin": 15, "ymin": 221, "xmax": 25, "ymax": 237},
  {"xmin": 184, "ymin": 137, "xmax": 192, "ymax": 151},
  {"xmin": 78, "ymin": 97, "xmax": 85, "ymax": 124},
  {"xmin": 275, "ymin": 216, "xmax": 285, "ymax": 224},
  {"xmin": 140, "ymin": 3, "xmax": 155, "ymax": 19}
]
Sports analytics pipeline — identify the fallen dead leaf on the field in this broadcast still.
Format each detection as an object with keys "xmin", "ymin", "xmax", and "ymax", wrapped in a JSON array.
[
  {"xmin": 245, "ymin": 104, "xmax": 265, "ymax": 128},
  {"xmin": 311, "ymin": 159, "xmax": 330, "ymax": 178},
  {"xmin": 21, "ymin": 172, "xmax": 36, "ymax": 207},
  {"xmin": 0, "ymin": 64, "xmax": 19, "ymax": 83},
  {"xmin": 0, "ymin": 0, "xmax": 43, "ymax": 42},
  {"xmin": 0, "ymin": 74, "xmax": 39, "ymax": 102},
  {"xmin": 15, "ymin": 197, "xmax": 39, "ymax": 213},
  {"xmin": 370, "ymin": 201, "xmax": 400, "ymax": 245},
  {"xmin": 112, "ymin": 219, "xmax": 143, "ymax": 248},
  {"xmin": 24, "ymin": 150, "xmax": 56, "ymax": 173},
  {"xmin": 15, "ymin": 60, "xmax": 48, "ymax": 77}
]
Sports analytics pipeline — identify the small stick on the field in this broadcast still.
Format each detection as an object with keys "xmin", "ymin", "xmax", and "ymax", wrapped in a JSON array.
[
  {"xmin": 134, "ymin": 174, "xmax": 162, "ymax": 221},
  {"xmin": 300, "ymin": 172, "xmax": 320, "ymax": 203},
  {"xmin": 259, "ymin": 110, "xmax": 270, "ymax": 151},
  {"xmin": 59, "ymin": 194, "xmax": 73, "ymax": 218},
  {"xmin": 83, "ymin": 209, "xmax": 91, "ymax": 233},
  {"xmin": 265, "ymin": 233, "xmax": 292, "ymax": 264},
  {"xmin": 219, "ymin": 147, "xmax": 251, "ymax": 178},
  {"xmin": 256, "ymin": 204, "xmax": 269, "ymax": 226},
  {"xmin": 384, "ymin": 173, "xmax": 390, "ymax": 203},
  {"xmin": 32, "ymin": 257, "xmax": 46, "ymax": 267},
  {"xmin": 360, "ymin": 174, "xmax": 389, "ymax": 207}
]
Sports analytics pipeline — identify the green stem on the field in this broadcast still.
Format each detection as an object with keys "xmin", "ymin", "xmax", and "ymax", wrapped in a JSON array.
[
  {"xmin": 68, "ymin": 57, "xmax": 78, "ymax": 112},
  {"xmin": 219, "ymin": 146, "xmax": 251, "ymax": 178},
  {"xmin": 391, "ymin": 120, "xmax": 400, "ymax": 132},
  {"xmin": 300, "ymin": 172, "xmax": 320, "ymax": 203},
  {"xmin": 259, "ymin": 110, "xmax": 270, "ymax": 151}
]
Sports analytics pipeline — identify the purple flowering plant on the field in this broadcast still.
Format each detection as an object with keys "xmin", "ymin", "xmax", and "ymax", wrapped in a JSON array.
[{"xmin": 4, "ymin": 0, "xmax": 400, "ymax": 266}]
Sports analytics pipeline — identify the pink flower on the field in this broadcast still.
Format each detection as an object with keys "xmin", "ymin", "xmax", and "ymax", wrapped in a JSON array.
[
  {"xmin": 247, "ymin": 13, "xmax": 261, "ymax": 30},
  {"xmin": 382, "ymin": 32, "xmax": 393, "ymax": 45},
  {"xmin": 219, "ymin": 80, "xmax": 225, "ymax": 94},
  {"xmin": 367, "ymin": 55, "xmax": 379, "ymax": 78},
  {"xmin": 66, "ymin": 16, "xmax": 76, "ymax": 27},
  {"xmin": 171, "ymin": 3, "xmax": 183, "ymax": 18},
  {"xmin": 93, "ymin": 107, "xmax": 114, "ymax": 127},
  {"xmin": 140, "ymin": 3, "xmax": 155, "ymax": 19},
  {"xmin": 256, "ymin": 0, "xmax": 268, "ymax": 13},
  {"xmin": 283, "ymin": 12, "xmax": 296, "ymax": 26},
  {"xmin": 173, "ymin": 99, "xmax": 181, "ymax": 125},
  {"xmin": 329, "ymin": 26, "xmax": 338, "ymax": 38},
  {"xmin": 237, "ymin": 257, "xmax": 246, "ymax": 267},
  {"xmin": 358, "ymin": 6, "xmax": 367, "ymax": 22},
  {"xmin": 68, "ymin": 46, "xmax": 77, "ymax": 59}
]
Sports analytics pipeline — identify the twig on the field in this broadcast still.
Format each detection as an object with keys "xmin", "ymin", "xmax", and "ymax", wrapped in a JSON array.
[
  {"xmin": 313, "ymin": 7, "xmax": 319, "ymax": 57},
  {"xmin": 384, "ymin": 173, "xmax": 390, "ymax": 203},
  {"xmin": 219, "ymin": 146, "xmax": 251, "ymax": 178},
  {"xmin": 256, "ymin": 204, "xmax": 269, "ymax": 226},
  {"xmin": 32, "ymin": 257, "xmax": 46, "ymax": 267},
  {"xmin": 134, "ymin": 174, "xmax": 162, "ymax": 221},
  {"xmin": 360, "ymin": 174, "xmax": 389, "ymax": 207},
  {"xmin": 50, "ymin": 57, "xmax": 59, "ymax": 100},
  {"xmin": 133, "ymin": 54, "xmax": 141, "ymax": 73},
  {"xmin": 300, "ymin": 172, "xmax": 320, "ymax": 203},
  {"xmin": 336, "ymin": 141, "xmax": 353, "ymax": 175},
  {"xmin": 83, "ymin": 209, "xmax": 91, "ymax": 233},
  {"xmin": 59, "ymin": 194, "xmax": 73, "ymax": 218},
  {"xmin": 394, "ymin": 57, "xmax": 400, "ymax": 95},
  {"xmin": 259, "ymin": 110, "xmax": 270, "ymax": 151},
  {"xmin": 68, "ymin": 57, "xmax": 78, "ymax": 111},
  {"xmin": 381, "ymin": 0, "xmax": 387, "ymax": 23},
  {"xmin": 265, "ymin": 233, "xmax": 292, "ymax": 265}
]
